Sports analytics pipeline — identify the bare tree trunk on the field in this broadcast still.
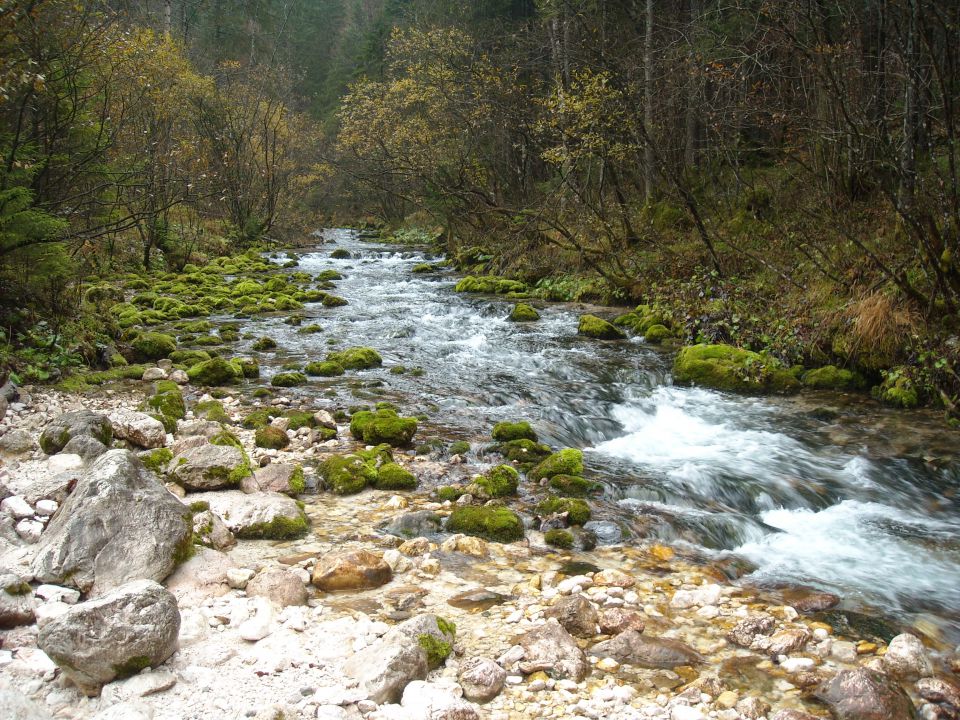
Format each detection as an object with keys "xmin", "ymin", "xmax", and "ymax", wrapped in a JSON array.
[
  {"xmin": 900, "ymin": 0, "xmax": 918, "ymax": 206},
  {"xmin": 644, "ymin": 0, "xmax": 655, "ymax": 202},
  {"xmin": 684, "ymin": 0, "xmax": 700, "ymax": 170},
  {"xmin": 163, "ymin": 0, "xmax": 172, "ymax": 36}
]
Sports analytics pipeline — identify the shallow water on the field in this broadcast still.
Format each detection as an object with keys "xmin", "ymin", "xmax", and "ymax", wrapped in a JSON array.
[{"xmin": 239, "ymin": 228, "xmax": 960, "ymax": 637}]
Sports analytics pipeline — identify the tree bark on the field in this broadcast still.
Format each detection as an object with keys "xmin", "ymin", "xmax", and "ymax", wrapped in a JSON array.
[{"xmin": 644, "ymin": 0, "xmax": 655, "ymax": 202}]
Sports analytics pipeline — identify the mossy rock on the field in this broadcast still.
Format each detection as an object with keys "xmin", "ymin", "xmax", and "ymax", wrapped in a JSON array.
[
  {"xmin": 305, "ymin": 360, "xmax": 344, "ymax": 377},
  {"xmin": 322, "ymin": 294, "xmax": 348, "ymax": 307},
  {"xmin": 141, "ymin": 447, "xmax": 173, "ymax": 474},
  {"xmin": 548, "ymin": 474, "xmax": 600, "ymax": 498},
  {"xmin": 281, "ymin": 410, "xmax": 315, "ymax": 430},
  {"xmin": 536, "ymin": 496, "xmax": 591, "ymax": 526},
  {"xmin": 330, "ymin": 248, "xmax": 351, "ymax": 259},
  {"xmin": 437, "ymin": 486, "xmax": 464, "ymax": 502},
  {"xmin": 236, "ymin": 513, "xmax": 309, "ymax": 540},
  {"xmin": 473, "ymin": 464, "xmax": 519, "ymax": 498},
  {"xmin": 872, "ymin": 369, "xmax": 920, "ymax": 408},
  {"xmin": 349, "ymin": 408, "xmax": 418, "ymax": 447},
  {"xmin": 187, "ymin": 357, "xmax": 242, "ymax": 386},
  {"xmin": 801, "ymin": 365, "xmax": 868, "ymax": 391},
  {"xmin": 219, "ymin": 329, "xmax": 240, "ymax": 343},
  {"xmin": 448, "ymin": 441, "xmax": 471, "ymax": 456},
  {"xmin": 234, "ymin": 358, "xmax": 260, "ymax": 379},
  {"xmin": 411, "ymin": 263, "xmax": 434, "ymax": 274},
  {"xmin": 445, "ymin": 506, "xmax": 524, "ymax": 543},
  {"xmin": 271, "ymin": 372, "xmax": 308, "ymax": 387},
  {"xmin": 643, "ymin": 324, "xmax": 674, "ymax": 344},
  {"xmin": 319, "ymin": 454, "xmax": 378, "ymax": 494},
  {"xmin": 181, "ymin": 320, "xmax": 214, "ymax": 334},
  {"xmin": 143, "ymin": 385, "xmax": 186, "ymax": 429},
  {"xmin": 544, "ymin": 528, "xmax": 574, "ymax": 549},
  {"xmin": 255, "ymin": 426, "xmax": 290, "ymax": 449},
  {"xmin": 509, "ymin": 303, "xmax": 540, "ymax": 322},
  {"xmin": 418, "ymin": 633, "xmax": 452, "ymax": 669},
  {"xmin": 131, "ymin": 332, "xmax": 177, "ymax": 361},
  {"xmin": 169, "ymin": 348, "xmax": 212, "ymax": 367},
  {"xmin": 252, "ymin": 337, "xmax": 277, "ymax": 351},
  {"xmin": 193, "ymin": 335, "xmax": 222, "ymax": 347},
  {"xmin": 373, "ymin": 462, "xmax": 418, "ymax": 490},
  {"xmin": 492, "ymin": 420, "xmax": 537, "ymax": 443},
  {"xmin": 231, "ymin": 280, "xmax": 264, "ymax": 297},
  {"xmin": 315, "ymin": 269, "xmax": 343, "ymax": 281},
  {"xmin": 242, "ymin": 409, "xmax": 275, "ymax": 429},
  {"xmin": 529, "ymin": 448, "xmax": 584, "ymax": 481},
  {"xmin": 327, "ymin": 346, "xmax": 382, "ymax": 370},
  {"xmin": 578, "ymin": 314, "xmax": 626, "ymax": 340},
  {"xmin": 298, "ymin": 324, "xmax": 323, "ymax": 335},
  {"xmin": 454, "ymin": 275, "xmax": 528, "ymax": 295},
  {"xmin": 194, "ymin": 400, "xmax": 230, "ymax": 423},
  {"xmin": 673, "ymin": 343, "xmax": 801, "ymax": 394},
  {"xmin": 501, "ymin": 438, "xmax": 553, "ymax": 470}
]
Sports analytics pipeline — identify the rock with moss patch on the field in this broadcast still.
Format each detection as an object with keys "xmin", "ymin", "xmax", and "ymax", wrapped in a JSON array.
[
  {"xmin": 168, "ymin": 444, "xmax": 249, "ymax": 491},
  {"xmin": 544, "ymin": 528, "xmax": 574, "ymax": 549},
  {"xmin": 471, "ymin": 465, "xmax": 519, "ymax": 498},
  {"xmin": 350, "ymin": 408, "xmax": 418, "ymax": 447},
  {"xmin": 305, "ymin": 360, "xmax": 344, "ymax": 377},
  {"xmin": 872, "ymin": 370, "xmax": 920, "ymax": 408},
  {"xmin": 578, "ymin": 315, "xmax": 626, "ymax": 340},
  {"xmin": 455, "ymin": 275, "xmax": 528, "ymax": 295},
  {"xmin": 327, "ymin": 346, "xmax": 383, "ymax": 370},
  {"xmin": 491, "ymin": 421, "xmax": 537, "ymax": 443},
  {"xmin": 131, "ymin": 332, "xmax": 177, "ymax": 361},
  {"xmin": 509, "ymin": 303, "xmax": 540, "ymax": 322},
  {"xmin": 445, "ymin": 506, "xmax": 524, "ymax": 543},
  {"xmin": 643, "ymin": 324, "xmax": 674, "ymax": 344},
  {"xmin": 187, "ymin": 357, "xmax": 242, "ymax": 386},
  {"xmin": 320, "ymin": 453, "xmax": 379, "ymax": 494},
  {"xmin": 802, "ymin": 365, "xmax": 868, "ymax": 391},
  {"xmin": 673, "ymin": 343, "xmax": 800, "ymax": 394},
  {"xmin": 536, "ymin": 496, "xmax": 591, "ymax": 526},
  {"xmin": 169, "ymin": 349, "xmax": 210, "ymax": 367},
  {"xmin": 271, "ymin": 371, "xmax": 307, "ymax": 387},
  {"xmin": 233, "ymin": 357, "xmax": 260, "ymax": 379},
  {"xmin": 549, "ymin": 474, "xmax": 599, "ymax": 497},
  {"xmin": 140, "ymin": 447, "xmax": 173, "ymax": 474},
  {"xmin": 40, "ymin": 411, "xmax": 113, "ymax": 455},
  {"xmin": 251, "ymin": 336, "xmax": 277, "ymax": 351},
  {"xmin": 253, "ymin": 463, "xmax": 305, "ymax": 496},
  {"xmin": 189, "ymin": 490, "xmax": 308, "ymax": 539},
  {"xmin": 529, "ymin": 448, "xmax": 584, "ymax": 481},
  {"xmin": 374, "ymin": 463, "xmax": 418, "ymax": 490},
  {"xmin": 255, "ymin": 426, "xmax": 290, "ymax": 450},
  {"xmin": 31, "ymin": 450, "xmax": 192, "ymax": 594},
  {"xmin": 501, "ymin": 438, "xmax": 553, "ymax": 470},
  {"xmin": 38, "ymin": 579, "xmax": 180, "ymax": 696}
]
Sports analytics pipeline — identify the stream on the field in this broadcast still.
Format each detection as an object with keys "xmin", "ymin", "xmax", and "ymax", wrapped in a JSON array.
[{"xmin": 234, "ymin": 228, "xmax": 960, "ymax": 641}]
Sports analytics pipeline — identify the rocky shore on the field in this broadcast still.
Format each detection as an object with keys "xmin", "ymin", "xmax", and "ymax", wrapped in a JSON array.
[{"xmin": 1, "ymin": 377, "xmax": 958, "ymax": 720}]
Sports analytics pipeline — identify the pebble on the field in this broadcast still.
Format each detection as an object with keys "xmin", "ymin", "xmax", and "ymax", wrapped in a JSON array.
[{"xmin": 1, "ymin": 494, "xmax": 33, "ymax": 519}]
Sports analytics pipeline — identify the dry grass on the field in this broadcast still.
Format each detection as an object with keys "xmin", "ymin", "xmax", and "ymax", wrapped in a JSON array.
[{"xmin": 838, "ymin": 290, "xmax": 921, "ymax": 363}]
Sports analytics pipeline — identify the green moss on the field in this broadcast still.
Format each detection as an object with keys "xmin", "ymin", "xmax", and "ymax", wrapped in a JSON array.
[
  {"xmin": 283, "ymin": 410, "xmax": 315, "ymax": 430},
  {"xmin": 501, "ymin": 438, "xmax": 553, "ymax": 470},
  {"xmin": 418, "ymin": 634, "xmax": 452, "ymax": 669},
  {"xmin": 210, "ymin": 429, "xmax": 242, "ymax": 448},
  {"xmin": 349, "ymin": 408, "xmax": 417, "ymax": 446},
  {"xmin": 142, "ymin": 448, "xmax": 173, "ymax": 473},
  {"xmin": 454, "ymin": 275, "xmax": 528, "ymax": 295},
  {"xmin": 188, "ymin": 500, "xmax": 210, "ymax": 512},
  {"xmin": 305, "ymin": 360, "xmax": 344, "ymax": 377},
  {"xmin": 492, "ymin": 420, "xmax": 537, "ymax": 442},
  {"xmin": 412, "ymin": 263, "xmax": 434, "ymax": 274},
  {"xmin": 193, "ymin": 335, "xmax": 222, "ymax": 347},
  {"xmin": 327, "ymin": 346, "xmax": 382, "ymax": 370},
  {"xmin": 436, "ymin": 617, "xmax": 456, "ymax": 637},
  {"xmin": 169, "ymin": 349, "xmax": 211, "ymax": 367},
  {"xmin": 448, "ymin": 441, "xmax": 471, "ymax": 456},
  {"xmin": 242, "ymin": 409, "xmax": 275, "ymax": 429},
  {"xmin": 236, "ymin": 512, "xmax": 309, "ymax": 540},
  {"xmin": 801, "ymin": 365, "xmax": 868, "ymax": 391},
  {"xmin": 234, "ymin": 358, "xmax": 260, "ymax": 378},
  {"xmin": 252, "ymin": 387, "xmax": 272, "ymax": 398},
  {"xmin": 131, "ymin": 332, "xmax": 177, "ymax": 361},
  {"xmin": 578, "ymin": 314, "xmax": 626, "ymax": 340},
  {"xmin": 509, "ymin": 303, "xmax": 540, "ymax": 322},
  {"xmin": 298, "ymin": 324, "xmax": 323, "ymax": 335},
  {"xmin": 872, "ymin": 369, "xmax": 920, "ymax": 408},
  {"xmin": 549, "ymin": 474, "xmax": 599, "ymax": 497},
  {"xmin": 319, "ymin": 453, "xmax": 378, "ymax": 494},
  {"xmin": 56, "ymin": 365, "xmax": 148, "ymax": 392},
  {"xmin": 143, "ymin": 386, "xmax": 186, "ymax": 429},
  {"xmin": 271, "ymin": 372, "xmax": 308, "ymax": 387},
  {"xmin": 289, "ymin": 465, "xmax": 306, "ymax": 495},
  {"xmin": 536, "ymin": 496, "xmax": 591, "ymax": 526},
  {"xmin": 112, "ymin": 655, "xmax": 153, "ymax": 679},
  {"xmin": 643, "ymin": 324, "xmax": 674, "ymax": 343},
  {"xmin": 544, "ymin": 528, "xmax": 574, "ymax": 549},
  {"xmin": 437, "ymin": 485, "xmax": 464, "ymax": 502},
  {"xmin": 187, "ymin": 357, "xmax": 241, "ymax": 386},
  {"xmin": 195, "ymin": 400, "xmax": 230, "ymax": 423},
  {"xmin": 373, "ymin": 462, "xmax": 418, "ymax": 490},
  {"xmin": 673, "ymin": 343, "xmax": 800, "ymax": 394},
  {"xmin": 331, "ymin": 248, "xmax": 351, "ymax": 259},
  {"xmin": 322, "ymin": 294, "xmax": 348, "ymax": 307},
  {"xmin": 446, "ymin": 506, "xmax": 525, "ymax": 543},
  {"xmin": 529, "ymin": 448, "xmax": 584, "ymax": 481},
  {"xmin": 252, "ymin": 336, "xmax": 277, "ymax": 351},
  {"xmin": 255, "ymin": 426, "xmax": 290, "ymax": 449},
  {"xmin": 474, "ymin": 464, "xmax": 519, "ymax": 497}
]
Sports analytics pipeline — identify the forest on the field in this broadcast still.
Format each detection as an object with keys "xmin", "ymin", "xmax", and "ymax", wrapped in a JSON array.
[{"xmin": 1, "ymin": 0, "xmax": 958, "ymax": 415}]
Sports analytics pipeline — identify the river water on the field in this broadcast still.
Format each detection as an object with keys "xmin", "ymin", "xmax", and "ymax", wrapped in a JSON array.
[{"xmin": 243, "ymin": 229, "xmax": 960, "ymax": 639}]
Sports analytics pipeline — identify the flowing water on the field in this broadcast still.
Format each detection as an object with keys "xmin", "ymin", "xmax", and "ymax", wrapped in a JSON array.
[{"xmin": 242, "ymin": 229, "xmax": 960, "ymax": 638}]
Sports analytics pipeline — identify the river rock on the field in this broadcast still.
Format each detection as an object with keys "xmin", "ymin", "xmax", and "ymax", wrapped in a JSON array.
[
  {"xmin": 23, "ymin": 473, "xmax": 76, "ymax": 505},
  {"xmin": 670, "ymin": 583, "xmax": 723, "ymax": 609},
  {"xmin": 342, "ymin": 627, "xmax": 430, "ymax": 703},
  {"xmin": 246, "ymin": 567, "xmax": 308, "ymax": 607},
  {"xmin": 447, "ymin": 589, "xmax": 513, "ymax": 611},
  {"xmin": 0, "ymin": 429, "xmax": 36, "ymax": 455},
  {"xmin": 400, "ymin": 680, "xmax": 479, "ymax": 719},
  {"xmin": 108, "ymin": 410, "xmax": 166, "ymax": 449},
  {"xmin": 39, "ymin": 410, "xmax": 113, "ymax": 455},
  {"xmin": 754, "ymin": 628, "xmax": 810, "ymax": 656},
  {"xmin": 188, "ymin": 490, "xmax": 305, "ymax": 539},
  {"xmin": 167, "ymin": 444, "xmax": 247, "ymax": 491},
  {"xmin": 518, "ymin": 618, "xmax": 589, "ymax": 681},
  {"xmin": 727, "ymin": 614, "xmax": 776, "ymax": 647},
  {"xmin": 593, "ymin": 568, "xmax": 635, "ymax": 587},
  {"xmin": 312, "ymin": 549, "xmax": 392, "ymax": 591},
  {"xmin": 253, "ymin": 463, "xmax": 302, "ymax": 496},
  {"xmin": 917, "ymin": 678, "xmax": 960, "ymax": 708},
  {"xmin": 192, "ymin": 509, "xmax": 235, "ymax": 550},
  {"xmin": 175, "ymin": 420, "xmax": 222, "ymax": 439},
  {"xmin": 48, "ymin": 453, "xmax": 83, "ymax": 473},
  {"xmin": 31, "ymin": 450, "xmax": 191, "ymax": 594},
  {"xmin": 583, "ymin": 520, "xmax": 623, "ymax": 545},
  {"xmin": 382, "ymin": 510, "xmax": 443, "ymax": 538},
  {"xmin": 0, "ymin": 679, "xmax": 53, "ymax": 720},
  {"xmin": 0, "ymin": 572, "xmax": 36, "ymax": 627},
  {"xmin": 791, "ymin": 590, "xmax": 840, "ymax": 614},
  {"xmin": 313, "ymin": 410, "xmax": 337, "ymax": 430},
  {"xmin": 544, "ymin": 593, "xmax": 599, "ymax": 637},
  {"xmin": 882, "ymin": 633, "xmax": 932, "ymax": 679},
  {"xmin": 62, "ymin": 435, "xmax": 109, "ymax": 461},
  {"xmin": 590, "ymin": 630, "xmax": 703, "ymax": 668},
  {"xmin": 771, "ymin": 711, "xmax": 822, "ymax": 720},
  {"xmin": 38, "ymin": 579, "xmax": 180, "ymax": 696},
  {"xmin": 458, "ymin": 657, "xmax": 507, "ymax": 702},
  {"xmin": 1, "ymin": 494, "xmax": 33, "ymax": 519},
  {"xmin": 599, "ymin": 607, "xmax": 646, "ymax": 635},
  {"xmin": 815, "ymin": 667, "xmax": 917, "ymax": 720}
]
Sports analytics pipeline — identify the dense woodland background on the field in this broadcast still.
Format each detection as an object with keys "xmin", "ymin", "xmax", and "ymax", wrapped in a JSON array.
[{"xmin": 1, "ymin": 1, "xmax": 958, "ymax": 414}]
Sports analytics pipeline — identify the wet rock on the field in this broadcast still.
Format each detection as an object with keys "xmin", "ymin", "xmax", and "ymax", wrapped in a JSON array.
[
  {"xmin": 447, "ymin": 589, "xmax": 513, "ymax": 611},
  {"xmin": 62, "ymin": 435, "xmax": 109, "ymax": 461},
  {"xmin": 38, "ymin": 579, "xmax": 180, "ymax": 696},
  {"xmin": 727, "ymin": 614, "xmax": 776, "ymax": 647},
  {"xmin": 791, "ymin": 590, "xmax": 840, "ymax": 614},
  {"xmin": 39, "ymin": 410, "xmax": 113, "ymax": 455},
  {"xmin": 382, "ymin": 510, "xmax": 443, "ymax": 539},
  {"xmin": 582, "ymin": 520, "xmax": 622, "ymax": 545},
  {"xmin": 246, "ymin": 568, "xmax": 308, "ymax": 607},
  {"xmin": 458, "ymin": 657, "xmax": 506, "ymax": 702},
  {"xmin": 598, "ymin": 608, "xmax": 646, "ymax": 635},
  {"xmin": 188, "ymin": 491, "xmax": 307, "ymax": 539},
  {"xmin": 311, "ymin": 549, "xmax": 392, "ymax": 591},
  {"xmin": 771, "ymin": 711, "xmax": 822, "ymax": 720},
  {"xmin": 754, "ymin": 628, "xmax": 810, "ymax": 656},
  {"xmin": 167, "ymin": 444, "xmax": 247, "ymax": 491},
  {"xmin": 31, "ymin": 450, "xmax": 191, "ymax": 594},
  {"xmin": 109, "ymin": 410, "xmax": 166, "ymax": 450},
  {"xmin": 0, "ymin": 429, "xmax": 36, "ymax": 455},
  {"xmin": 590, "ymin": 630, "xmax": 703, "ymax": 669},
  {"xmin": 518, "ymin": 618, "xmax": 589, "ymax": 681},
  {"xmin": 0, "ymin": 572, "xmax": 36, "ymax": 627},
  {"xmin": 917, "ymin": 678, "xmax": 960, "ymax": 708},
  {"xmin": 544, "ymin": 594, "xmax": 599, "ymax": 637},
  {"xmin": 815, "ymin": 667, "xmax": 917, "ymax": 720},
  {"xmin": 737, "ymin": 696, "xmax": 772, "ymax": 719},
  {"xmin": 670, "ymin": 583, "xmax": 722, "ymax": 609},
  {"xmin": 882, "ymin": 634, "xmax": 933, "ymax": 679},
  {"xmin": 593, "ymin": 568, "xmax": 635, "ymax": 587}
]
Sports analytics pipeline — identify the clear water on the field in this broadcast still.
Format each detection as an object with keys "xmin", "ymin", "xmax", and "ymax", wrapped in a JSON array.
[{"xmin": 243, "ymin": 229, "xmax": 960, "ymax": 635}]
